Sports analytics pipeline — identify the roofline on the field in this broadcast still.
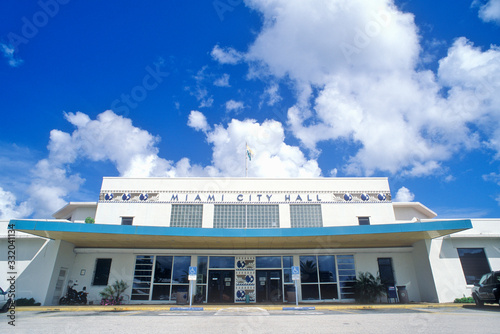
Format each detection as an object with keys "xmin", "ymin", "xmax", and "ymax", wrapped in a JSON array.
[
  {"xmin": 52, "ymin": 202, "xmax": 98, "ymax": 219},
  {"xmin": 101, "ymin": 176, "xmax": 390, "ymax": 181},
  {"xmin": 392, "ymin": 202, "xmax": 437, "ymax": 218}
]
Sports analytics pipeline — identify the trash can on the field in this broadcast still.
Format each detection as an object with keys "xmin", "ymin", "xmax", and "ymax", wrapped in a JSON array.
[{"xmin": 397, "ymin": 286, "xmax": 409, "ymax": 304}]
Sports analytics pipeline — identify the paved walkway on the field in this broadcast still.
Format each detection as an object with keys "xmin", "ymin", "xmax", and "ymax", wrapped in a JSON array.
[{"xmin": 17, "ymin": 302, "xmax": 467, "ymax": 312}]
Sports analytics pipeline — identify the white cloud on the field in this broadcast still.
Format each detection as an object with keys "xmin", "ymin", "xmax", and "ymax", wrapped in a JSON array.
[
  {"xmin": 394, "ymin": 186, "xmax": 415, "ymax": 202},
  {"xmin": 186, "ymin": 66, "xmax": 214, "ymax": 108},
  {"xmin": 225, "ymin": 100, "xmax": 245, "ymax": 113},
  {"xmin": 212, "ymin": 0, "xmax": 500, "ymax": 178},
  {"xmin": 188, "ymin": 110, "xmax": 211, "ymax": 132},
  {"xmin": 474, "ymin": 0, "xmax": 500, "ymax": 24},
  {"xmin": 205, "ymin": 115, "xmax": 322, "ymax": 177},
  {"xmin": 211, "ymin": 45, "xmax": 244, "ymax": 64},
  {"xmin": 0, "ymin": 43, "xmax": 23, "ymax": 67},
  {"xmin": 214, "ymin": 73, "xmax": 231, "ymax": 87},
  {"xmin": 0, "ymin": 187, "xmax": 32, "ymax": 219},
  {"xmin": 260, "ymin": 83, "xmax": 282, "ymax": 107}
]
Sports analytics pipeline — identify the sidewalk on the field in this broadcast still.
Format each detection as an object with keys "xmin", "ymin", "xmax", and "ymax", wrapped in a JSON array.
[{"xmin": 17, "ymin": 302, "xmax": 467, "ymax": 312}]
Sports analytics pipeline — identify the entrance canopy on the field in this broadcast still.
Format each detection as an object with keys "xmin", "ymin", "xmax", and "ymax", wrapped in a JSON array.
[{"xmin": 12, "ymin": 219, "xmax": 472, "ymax": 249}]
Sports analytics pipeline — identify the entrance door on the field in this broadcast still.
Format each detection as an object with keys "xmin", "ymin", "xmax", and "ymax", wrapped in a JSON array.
[
  {"xmin": 256, "ymin": 270, "xmax": 282, "ymax": 303},
  {"xmin": 208, "ymin": 270, "xmax": 234, "ymax": 303}
]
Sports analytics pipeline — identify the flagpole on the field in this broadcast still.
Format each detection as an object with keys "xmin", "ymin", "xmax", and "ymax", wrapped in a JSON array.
[{"xmin": 245, "ymin": 142, "xmax": 248, "ymax": 177}]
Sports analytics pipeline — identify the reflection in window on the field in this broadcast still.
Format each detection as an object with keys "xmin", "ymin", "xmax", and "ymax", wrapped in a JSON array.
[
  {"xmin": 300, "ymin": 255, "xmax": 354, "ymax": 300},
  {"xmin": 209, "ymin": 256, "xmax": 235, "ymax": 269},
  {"xmin": 131, "ymin": 255, "xmax": 191, "ymax": 302},
  {"xmin": 457, "ymin": 248, "xmax": 491, "ymax": 284},
  {"xmin": 256, "ymin": 256, "xmax": 281, "ymax": 268}
]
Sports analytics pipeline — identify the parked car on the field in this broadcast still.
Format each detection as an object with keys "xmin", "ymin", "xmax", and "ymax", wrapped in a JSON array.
[
  {"xmin": 471, "ymin": 271, "xmax": 500, "ymax": 306},
  {"xmin": 0, "ymin": 287, "xmax": 13, "ymax": 313}
]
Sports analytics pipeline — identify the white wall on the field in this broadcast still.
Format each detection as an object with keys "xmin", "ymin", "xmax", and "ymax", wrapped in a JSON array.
[
  {"xmin": 354, "ymin": 249, "xmax": 422, "ymax": 302},
  {"xmin": 69, "ymin": 252, "xmax": 135, "ymax": 305}
]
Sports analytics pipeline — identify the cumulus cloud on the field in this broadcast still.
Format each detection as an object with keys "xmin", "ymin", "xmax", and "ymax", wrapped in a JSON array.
[
  {"xmin": 211, "ymin": 45, "xmax": 244, "ymax": 64},
  {"xmin": 211, "ymin": 0, "xmax": 500, "ymax": 178},
  {"xmin": 0, "ymin": 187, "xmax": 32, "ymax": 219},
  {"xmin": 188, "ymin": 110, "xmax": 211, "ymax": 132},
  {"xmin": 394, "ymin": 186, "xmax": 415, "ymax": 202},
  {"xmin": 204, "ymin": 114, "xmax": 321, "ymax": 177},
  {"xmin": 10, "ymin": 108, "xmax": 320, "ymax": 217},
  {"xmin": 225, "ymin": 100, "xmax": 245, "ymax": 113},
  {"xmin": 474, "ymin": 0, "xmax": 500, "ymax": 24},
  {"xmin": 0, "ymin": 43, "xmax": 23, "ymax": 67}
]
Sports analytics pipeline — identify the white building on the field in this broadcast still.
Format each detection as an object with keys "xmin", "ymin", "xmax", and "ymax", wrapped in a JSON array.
[{"xmin": 5, "ymin": 177, "xmax": 500, "ymax": 305}]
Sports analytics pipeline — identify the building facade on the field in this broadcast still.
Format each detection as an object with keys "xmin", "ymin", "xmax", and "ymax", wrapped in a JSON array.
[{"xmin": 4, "ymin": 177, "xmax": 499, "ymax": 305}]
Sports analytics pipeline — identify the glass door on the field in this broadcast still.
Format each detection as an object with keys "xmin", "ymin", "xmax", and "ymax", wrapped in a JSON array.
[
  {"xmin": 207, "ymin": 270, "xmax": 234, "ymax": 303},
  {"xmin": 256, "ymin": 270, "xmax": 282, "ymax": 303}
]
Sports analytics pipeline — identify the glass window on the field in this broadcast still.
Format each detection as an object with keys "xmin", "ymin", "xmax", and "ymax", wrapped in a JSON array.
[
  {"xmin": 172, "ymin": 256, "xmax": 191, "ymax": 283},
  {"xmin": 209, "ymin": 256, "xmax": 235, "ymax": 269},
  {"xmin": 170, "ymin": 204, "xmax": 203, "ymax": 228},
  {"xmin": 213, "ymin": 205, "xmax": 279, "ymax": 228},
  {"xmin": 300, "ymin": 256, "xmax": 318, "ymax": 283},
  {"xmin": 318, "ymin": 256, "xmax": 336, "ymax": 283},
  {"xmin": 358, "ymin": 217, "xmax": 370, "ymax": 225},
  {"xmin": 377, "ymin": 258, "xmax": 395, "ymax": 287},
  {"xmin": 154, "ymin": 256, "xmax": 173, "ymax": 283},
  {"xmin": 290, "ymin": 205, "xmax": 323, "ymax": 227},
  {"xmin": 247, "ymin": 205, "xmax": 280, "ymax": 228},
  {"xmin": 283, "ymin": 256, "xmax": 293, "ymax": 268},
  {"xmin": 457, "ymin": 248, "xmax": 491, "ymax": 284},
  {"xmin": 256, "ymin": 256, "xmax": 282, "ymax": 268},
  {"xmin": 121, "ymin": 217, "xmax": 133, "ymax": 225},
  {"xmin": 92, "ymin": 258, "xmax": 112, "ymax": 286},
  {"xmin": 197, "ymin": 256, "xmax": 208, "ymax": 284},
  {"xmin": 301, "ymin": 284, "xmax": 319, "ymax": 300},
  {"xmin": 337, "ymin": 255, "xmax": 356, "ymax": 299},
  {"xmin": 213, "ymin": 205, "xmax": 245, "ymax": 228},
  {"xmin": 131, "ymin": 256, "xmax": 153, "ymax": 300}
]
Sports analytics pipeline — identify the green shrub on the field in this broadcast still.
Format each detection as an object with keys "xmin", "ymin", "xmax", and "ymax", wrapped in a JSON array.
[
  {"xmin": 15, "ymin": 298, "xmax": 41, "ymax": 306},
  {"xmin": 453, "ymin": 296, "xmax": 474, "ymax": 303},
  {"xmin": 85, "ymin": 217, "xmax": 95, "ymax": 224},
  {"xmin": 354, "ymin": 272, "xmax": 386, "ymax": 303}
]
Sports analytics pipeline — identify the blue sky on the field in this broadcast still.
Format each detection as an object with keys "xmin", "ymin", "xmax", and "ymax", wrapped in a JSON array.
[{"xmin": 1, "ymin": 0, "xmax": 500, "ymax": 219}]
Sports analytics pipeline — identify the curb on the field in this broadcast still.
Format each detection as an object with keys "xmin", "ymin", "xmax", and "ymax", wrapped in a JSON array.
[{"xmin": 17, "ymin": 303, "xmax": 468, "ymax": 312}]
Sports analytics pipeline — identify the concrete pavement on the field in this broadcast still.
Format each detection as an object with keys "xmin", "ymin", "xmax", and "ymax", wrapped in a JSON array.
[{"xmin": 16, "ymin": 302, "xmax": 469, "ymax": 312}]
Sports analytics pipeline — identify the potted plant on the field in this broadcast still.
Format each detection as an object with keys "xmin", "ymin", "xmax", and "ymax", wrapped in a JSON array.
[
  {"xmin": 99, "ymin": 280, "xmax": 129, "ymax": 305},
  {"xmin": 354, "ymin": 272, "xmax": 385, "ymax": 303}
]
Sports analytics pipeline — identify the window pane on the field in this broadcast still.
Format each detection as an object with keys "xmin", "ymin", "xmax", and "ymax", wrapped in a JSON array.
[
  {"xmin": 92, "ymin": 258, "xmax": 112, "ymax": 286},
  {"xmin": 320, "ymin": 284, "xmax": 338, "ymax": 299},
  {"xmin": 197, "ymin": 256, "xmax": 208, "ymax": 284},
  {"xmin": 256, "ymin": 256, "xmax": 281, "ymax": 268},
  {"xmin": 152, "ymin": 285, "xmax": 170, "ymax": 300},
  {"xmin": 318, "ymin": 256, "xmax": 336, "ymax": 282},
  {"xmin": 154, "ymin": 256, "xmax": 172, "ymax": 283},
  {"xmin": 377, "ymin": 258, "xmax": 395, "ymax": 287},
  {"xmin": 247, "ymin": 205, "xmax": 280, "ymax": 228},
  {"xmin": 358, "ymin": 217, "xmax": 370, "ymax": 225},
  {"xmin": 121, "ymin": 217, "xmax": 133, "ymax": 225},
  {"xmin": 172, "ymin": 256, "xmax": 191, "ymax": 283},
  {"xmin": 457, "ymin": 248, "xmax": 491, "ymax": 284},
  {"xmin": 283, "ymin": 269, "xmax": 292, "ymax": 283},
  {"xmin": 213, "ymin": 205, "xmax": 245, "ymax": 228},
  {"xmin": 170, "ymin": 204, "xmax": 203, "ymax": 228},
  {"xmin": 283, "ymin": 256, "xmax": 293, "ymax": 268},
  {"xmin": 300, "ymin": 256, "xmax": 318, "ymax": 283},
  {"xmin": 290, "ymin": 204, "xmax": 323, "ymax": 227},
  {"xmin": 209, "ymin": 256, "xmax": 235, "ymax": 269},
  {"xmin": 301, "ymin": 284, "xmax": 319, "ymax": 300}
]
